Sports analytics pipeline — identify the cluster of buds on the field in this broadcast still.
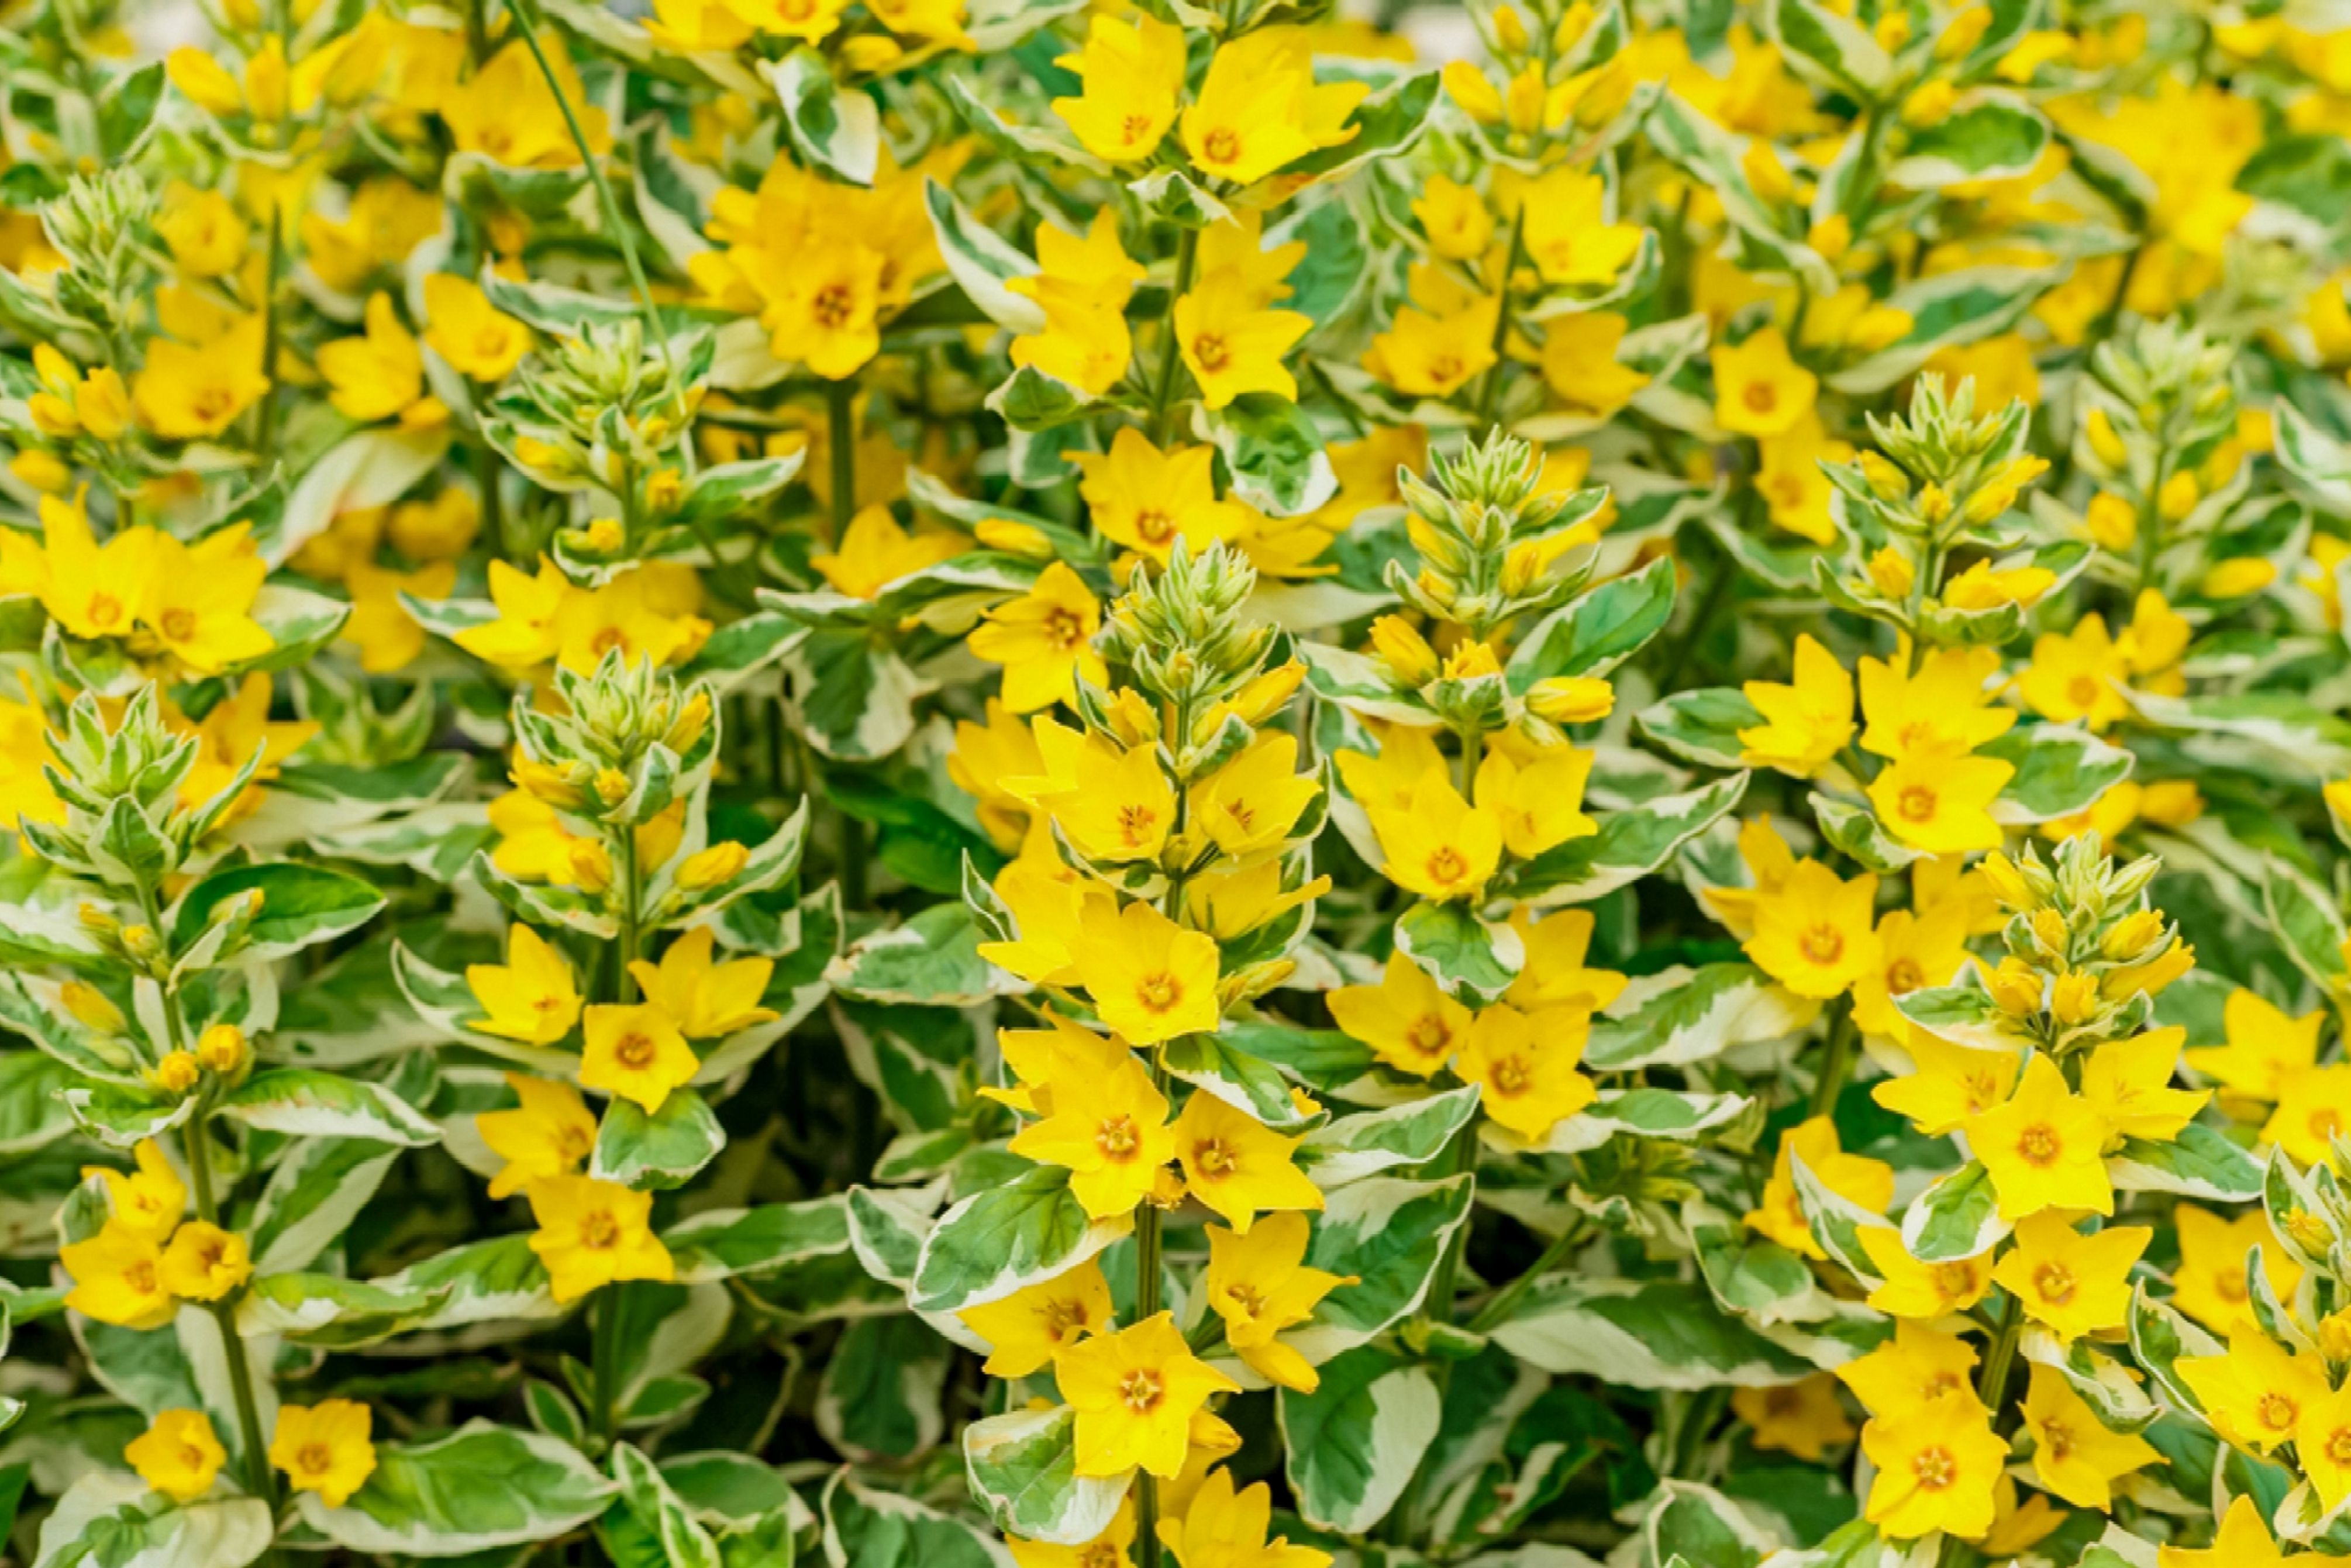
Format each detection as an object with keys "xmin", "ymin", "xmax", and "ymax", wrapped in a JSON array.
[
  {"xmin": 163, "ymin": 16, "xmax": 384, "ymax": 154},
  {"xmin": 1978, "ymin": 833, "xmax": 2192, "ymax": 1052},
  {"xmin": 2075, "ymin": 323, "xmax": 2247, "ymax": 589},
  {"xmin": 511, "ymin": 652, "xmax": 717, "ymax": 830},
  {"xmin": 493, "ymin": 320, "xmax": 709, "ymax": 536},
  {"xmin": 22, "ymin": 690, "xmax": 251, "ymax": 894},
  {"xmin": 39, "ymin": 170, "xmax": 158, "ymax": 349},
  {"xmin": 1439, "ymin": 1, "xmax": 1638, "ymax": 158},
  {"xmin": 1392, "ymin": 430, "xmax": 1599, "ymax": 640},
  {"xmin": 142, "ymin": 1019, "xmax": 253, "ymax": 1095},
  {"xmin": 1092, "ymin": 542, "xmax": 1297, "ymax": 776}
]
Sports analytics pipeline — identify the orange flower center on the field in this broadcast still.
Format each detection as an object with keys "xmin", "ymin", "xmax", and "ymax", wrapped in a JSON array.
[
  {"xmin": 1044, "ymin": 608, "xmax": 1087, "ymax": 650},
  {"xmin": 1119, "ymin": 114, "xmax": 1156, "ymax": 147},
  {"xmin": 1426, "ymin": 846, "xmax": 1468, "ymax": 885},
  {"xmin": 812, "ymin": 282, "xmax": 857, "ymax": 330},
  {"xmin": 1223, "ymin": 1282, "xmax": 1266, "ymax": 1318},
  {"xmin": 1885, "ymin": 957, "xmax": 1925, "ymax": 994},
  {"xmin": 1040, "ymin": 1297, "xmax": 1091, "ymax": 1339},
  {"xmin": 1134, "ymin": 507, "xmax": 1174, "ymax": 545},
  {"xmin": 581, "ymin": 1211, "xmax": 620, "ymax": 1250},
  {"xmin": 1911, "ymin": 1445, "xmax": 1956, "ymax": 1490},
  {"xmin": 1798, "ymin": 924, "xmax": 1845, "ymax": 965},
  {"xmin": 1491, "ymin": 1056, "xmax": 1530, "ymax": 1097},
  {"xmin": 160, "ymin": 608, "xmax": 198, "ymax": 641},
  {"xmin": 1191, "ymin": 332, "xmax": 1231, "ymax": 373},
  {"xmin": 1204, "ymin": 127, "xmax": 1241, "ymax": 165},
  {"xmin": 1931, "ymin": 1262, "xmax": 1978, "ymax": 1300},
  {"xmin": 2312, "ymin": 1107, "xmax": 2344, "ymax": 1143},
  {"xmin": 2033, "ymin": 1261, "xmax": 2075, "ymax": 1306},
  {"xmin": 1742, "ymin": 382, "xmax": 1777, "ymax": 415},
  {"xmin": 1096, "ymin": 1115, "xmax": 1139, "ymax": 1160},
  {"xmin": 1404, "ymin": 1015, "xmax": 1452, "ymax": 1060},
  {"xmin": 127, "ymin": 1260, "xmax": 157, "ymax": 1294},
  {"xmin": 1135, "ymin": 972, "xmax": 1183, "ymax": 1014},
  {"xmin": 1119, "ymin": 1368, "xmax": 1163, "ymax": 1412},
  {"xmin": 2214, "ymin": 1271, "xmax": 2247, "ymax": 1304},
  {"xmin": 2016, "ymin": 1123, "xmax": 2062, "ymax": 1166},
  {"xmin": 2066, "ymin": 674, "xmax": 2101, "ymax": 709},
  {"xmin": 1117, "ymin": 803, "xmax": 1160, "ymax": 846},
  {"xmin": 87, "ymin": 592, "xmax": 123, "ymax": 629},
  {"xmin": 2040, "ymin": 1418, "xmax": 2074, "ymax": 1462},
  {"xmin": 2260, "ymin": 1391, "xmax": 2300, "ymax": 1431},
  {"xmin": 1192, "ymin": 1138, "xmax": 1237, "ymax": 1179},
  {"xmin": 615, "ymin": 1032, "xmax": 657, "ymax": 1070},
  {"xmin": 1897, "ymin": 785, "xmax": 1938, "ymax": 823},
  {"xmin": 2328, "ymin": 1427, "xmax": 2351, "ymax": 1466},
  {"xmin": 297, "ymin": 1442, "xmax": 335, "ymax": 1477}
]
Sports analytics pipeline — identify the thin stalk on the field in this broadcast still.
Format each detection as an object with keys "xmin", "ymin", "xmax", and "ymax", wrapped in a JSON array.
[
  {"xmin": 1133, "ymin": 1051, "xmax": 1170, "ymax": 1568},
  {"xmin": 825, "ymin": 377, "xmax": 857, "ymax": 538},
  {"xmin": 591, "ymin": 1285, "xmax": 626, "ymax": 1449},
  {"xmin": 1808, "ymin": 1005, "xmax": 1858, "ymax": 1118},
  {"xmin": 1466, "ymin": 1219, "xmax": 1586, "ymax": 1334},
  {"xmin": 1471, "ymin": 205, "xmax": 1528, "ymax": 430},
  {"xmin": 1146, "ymin": 229, "xmax": 1202, "ymax": 446},
  {"xmin": 591, "ymin": 827, "xmax": 644, "ymax": 1450},
  {"xmin": 512, "ymin": 9, "xmax": 690, "ymax": 439},
  {"xmin": 254, "ymin": 208, "xmax": 286, "ymax": 463}
]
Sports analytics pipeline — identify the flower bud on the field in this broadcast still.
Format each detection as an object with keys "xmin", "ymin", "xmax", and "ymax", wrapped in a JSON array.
[
  {"xmin": 1986, "ymin": 958, "xmax": 2042, "ymax": 1017},
  {"xmin": 593, "ymin": 767, "xmax": 632, "ymax": 807},
  {"xmin": 153, "ymin": 1050, "xmax": 201, "ymax": 1094},
  {"xmin": 1867, "ymin": 546, "xmax": 1915, "ymax": 598},
  {"xmin": 568, "ymin": 840, "xmax": 614, "ymax": 893},
  {"xmin": 677, "ymin": 840, "xmax": 749, "ymax": 890},
  {"xmin": 2084, "ymin": 408, "xmax": 2128, "ymax": 469},
  {"xmin": 60, "ymin": 980, "xmax": 128, "ymax": 1036},
  {"xmin": 1527, "ymin": 676, "xmax": 1614, "ymax": 723},
  {"xmin": 1370, "ymin": 616, "xmax": 1440, "ymax": 687},
  {"xmin": 2084, "ymin": 492, "xmax": 2137, "ymax": 551},
  {"xmin": 196, "ymin": 1023, "xmax": 247, "ymax": 1074},
  {"xmin": 515, "ymin": 759, "xmax": 587, "ymax": 809},
  {"xmin": 2050, "ymin": 970, "xmax": 2099, "ymax": 1024},
  {"xmin": 2156, "ymin": 471, "xmax": 2200, "ymax": 522}
]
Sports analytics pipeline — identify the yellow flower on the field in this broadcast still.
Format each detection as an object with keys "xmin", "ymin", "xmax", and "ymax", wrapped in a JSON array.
[
  {"xmin": 1363, "ymin": 267, "xmax": 1498, "ymax": 398},
  {"xmin": 1057, "ymin": 1312, "xmax": 1240, "ymax": 1479},
  {"xmin": 978, "ymin": 852, "xmax": 1107, "ymax": 987},
  {"xmin": 971, "ymin": 564, "xmax": 1107, "ymax": 715},
  {"xmin": 1967, "ymin": 1051, "xmax": 2113, "ymax": 1219},
  {"xmin": 444, "ymin": 40, "xmax": 611, "ymax": 167},
  {"xmin": 1414, "ymin": 175, "xmax": 1493, "ymax": 261},
  {"xmin": 1474, "ymin": 745, "xmax": 1597, "ymax": 859},
  {"xmin": 526, "ymin": 1173, "xmax": 675, "ymax": 1302},
  {"xmin": 956, "ymin": 1259, "xmax": 1114, "ymax": 1377},
  {"xmin": 342, "ymin": 559, "xmax": 456, "ymax": 673},
  {"xmin": 454, "ymin": 557, "xmax": 572, "ymax": 670},
  {"xmin": 1745, "ymin": 1115, "xmax": 1892, "ymax": 1259},
  {"xmin": 1173, "ymin": 1091, "xmax": 1322, "ymax": 1233},
  {"xmin": 1942, "ymin": 560, "xmax": 2057, "ymax": 610},
  {"xmin": 1836, "ymin": 1321, "xmax": 1981, "ymax": 1415},
  {"xmin": 2019, "ymin": 1364, "xmax": 2158, "ymax": 1508},
  {"xmin": 1365, "ymin": 768, "xmax": 1502, "ymax": 902},
  {"xmin": 270, "ymin": 1400, "xmax": 378, "ymax": 1509},
  {"xmin": 62, "ymin": 1218, "xmax": 175, "ymax": 1327},
  {"xmin": 422, "ymin": 274, "xmax": 530, "ymax": 381},
  {"xmin": 1536, "ymin": 311, "xmax": 1649, "ymax": 421},
  {"xmin": 1175, "ymin": 288, "xmax": 1311, "ymax": 411},
  {"xmin": 158, "ymin": 1221, "xmax": 251, "ymax": 1301},
  {"xmin": 1009, "ymin": 1502, "xmax": 1136, "ymax": 1568},
  {"xmin": 477, "ymin": 1073, "xmax": 598, "ymax": 1199},
  {"xmin": 721, "ymin": 0, "xmax": 848, "ymax": 41},
  {"xmin": 644, "ymin": 0, "xmax": 754, "ymax": 51},
  {"xmin": 2080, "ymin": 1026, "xmax": 2207, "ymax": 1140},
  {"xmin": 1191, "ymin": 734, "xmax": 1319, "ymax": 864},
  {"xmin": 133, "ymin": 318, "xmax": 271, "ymax": 440},
  {"xmin": 1007, "ymin": 1048, "xmax": 1174, "ymax": 1217},
  {"xmin": 629, "ymin": 927, "xmax": 777, "ymax": 1040},
  {"xmin": 1991, "ymin": 1211, "xmax": 2147, "ymax": 1342},
  {"xmin": 1328, "ymin": 951, "xmax": 1471, "ymax": 1077},
  {"xmin": 2262, "ymin": 1063, "xmax": 2351, "ymax": 1167},
  {"xmin": 1731, "ymin": 1374, "xmax": 1856, "ymax": 1460},
  {"xmin": 1052, "ymin": 13, "xmax": 1184, "ymax": 163},
  {"xmin": 156, "ymin": 182, "xmax": 249, "ymax": 277},
  {"xmin": 1456, "ymin": 1003, "xmax": 1598, "ymax": 1142},
  {"xmin": 2160, "ymin": 1495, "xmax": 2294, "ymax": 1568},
  {"xmin": 1857, "ymin": 646, "xmax": 2016, "ymax": 760},
  {"xmin": 2177, "ymin": 1332, "xmax": 2332, "ymax": 1456},
  {"xmin": 811, "ymin": 506, "xmax": 963, "ymax": 599},
  {"xmin": 1008, "ymin": 215, "xmax": 1142, "ymax": 398},
  {"xmin": 1738, "ymin": 634, "xmax": 1853, "ymax": 777},
  {"xmin": 320, "ymin": 292, "xmax": 444, "ymax": 427},
  {"xmin": 756, "ymin": 240, "xmax": 885, "ymax": 380},
  {"xmin": 1074, "ymin": 900, "xmax": 1222, "ymax": 1046},
  {"xmin": 2185, "ymin": 987, "xmax": 2324, "ymax": 1109},
  {"xmin": 1073, "ymin": 432, "xmax": 1247, "ymax": 565},
  {"xmin": 1850, "ymin": 897, "xmax": 1973, "ymax": 1042},
  {"xmin": 1519, "ymin": 167, "xmax": 1644, "ymax": 287},
  {"xmin": 127, "ymin": 1408, "xmax": 227, "ymax": 1502},
  {"xmin": 1714, "ymin": 326, "xmax": 1818, "ymax": 438},
  {"xmin": 1859, "ymin": 1229, "xmax": 1991, "ymax": 1319},
  {"xmin": 1752, "ymin": 415, "xmax": 1851, "ymax": 545},
  {"xmin": 1180, "ymin": 29, "xmax": 1364, "ymax": 188},
  {"xmin": 37, "ymin": 490, "xmax": 156, "ymax": 643},
  {"xmin": 84, "ymin": 1139, "xmax": 187, "ymax": 1243},
  {"xmin": 1503, "ymin": 908, "xmax": 1627, "ymax": 1013},
  {"xmin": 1154, "ymin": 1465, "xmax": 1331, "ymax": 1568},
  {"xmin": 581, "ymin": 1001, "xmax": 699, "ymax": 1114},
  {"xmin": 142, "ymin": 524, "xmax": 275, "ymax": 675},
  {"xmin": 2018, "ymin": 615, "xmax": 2133, "ymax": 730},
  {"xmin": 984, "ymin": 1010, "xmax": 1135, "ymax": 1121},
  {"xmin": 2298, "ymin": 1380, "xmax": 2351, "ymax": 1510},
  {"xmin": 1872, "ymin": 1036, "xmax": 2017, "ymax": 1136},
  {"xmin": 1859, "ymin": 1396, "xmax": 2006, "ymax": 1541},
  {"xmin": 1867, "ymin": 750, "xmax": 2013, "ymax": 853},
  {"xmin": 1745, "ymin": 860, "xmax": 1881, "ymax": 1001},
  {"xmin": 1204, "ymin": 1213, "xmax": 1351, "ymax": 1393},
  {"xmin": 1030, "ymin": 730, "xmax": 1174, "ymax": 866},
  {"xmin": 2172, "ymin": 1204, "xmax": 2300, "ymax": 1339},
  {"xmin": 467, "ymin": 924, "xmax": 583, "ymax": 1045},
  {"xmin": 550, "ymin": 566, "xmax": 710, "ymax": 674}
]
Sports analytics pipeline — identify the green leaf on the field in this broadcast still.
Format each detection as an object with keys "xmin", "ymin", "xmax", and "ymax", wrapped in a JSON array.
[
  {"xmin": 2128, "ymin": 1281, "xmax": 2224, "ymax": 1414},
  {"xmin": 1637, "ymin": 688, "xmax": 1764, "ymax": 770},
  {"xmin": 1278, "ymin": 1346, "xmax": 1442, "ymax": 1533},
  {"xmin": 0, "ymin": 1050, "xmax": 80, "ymax": 1156},
  {"xmin": 170, "ymin": 863, "xmax": 386, "ymax": 963},
  {"xmin": 1898, "ymin": 1161, "xmax": 2007, "ymax": 1263},
  {"xmin": 234, "ymin": 1272, "xmax": 454, "ymax": 1348},
  {"xmin": 1761, "ymin": 0, "xmax": 1891, "ymax": 98},
  {"xmin": 1488, "ymin": 1278, "xmax": 1817, "ymax": 1387},
  {"xmin": 830, "ymin": 902, "xmax": 1009, "ymax": 1008},
  {"xmin": 1299, "ymin": 1088, "xmax": 1481, "ymax": 1186},
  {"xmin": 1587, "ymin": 963, "xmax": 1819, "ymax": 1071},
  {"xmin": 763, "ymin": 50, "xmax": 878, "ymax": 185},
  {"xmin": 2108, "ymin": 1124, "xmax": 2262, "ymax": 1203},
  {"xmin": 819, "ymin": 1474, "xmax": 1006, "ymax": 1568},
  {"xmin": 818, "ymin": 1316, "xmax": 950, "ymax": 1460},
  {"xmin": 1294, "ymin": 1175, "xmax": 1475, "ymax": 1360},
  {"xmin": 2264, "ymin": 856, "xmax": 2347, "ymax": 993},
  {"xmin": 963, "ymin": 1405, "xmax": 1125, "ymax": 1547},
  {"xmin": 1506, "ymin": 557, "xmax": 1678, "ymax": 692},
  {"xmin": 1394, "ymin": 901, "xmax": 1523, "ymax": 1003},
  {"xmin": 594, "ymin": 1089, "xmax": 727, "ymax": 1191},
  {"xmin": 298, "ymin": 1421, "xmax": 618, "ymax": 1555},
  {"xmin": 923, "ymin": 178, "xmax": 1044, "ymax": 333},
  {"xmin": 215, "ymin": 1070, "xmax": 439, "ymax": 1146},
  {"xmin": 1890, "ymin": 95, "xmax": 2049, "ymax": 186},
  {"xmin": 1163, "ymin": 1034, "xmax": 1320, "ymax": 1132},
  {"xmin": 1983, "ymin": 726, "xmax": 2133, "ymax": 826},
  {"xmin": 664, "ymin": 1195, "xmax": 853, "ymax": 1284},
  {"xmin": 249, "ymin": 1139, "xmax": 402, "ymax": 1273},
  {"xmin": 1687, "ymin": 1198, "xmax": 1837, "ymax": 1328},
  {"xmin": 911, "ymin": 1165, "xmax": 1128, "ymax": 1316},
  {"xmin": 1505, "ymin": 772, "xmax": 1749, "ymax": 902},
  {"xmin": 32, "ymin": 1473, "xmax": 271, "ymax": 1568},
  {"xmin": 612, "ymin": 1444, "xmax": 723, "ymax": 1568},
  {"xmin": 1205, "ymin": 394, "xmax": 1337, "ymax": 518}
]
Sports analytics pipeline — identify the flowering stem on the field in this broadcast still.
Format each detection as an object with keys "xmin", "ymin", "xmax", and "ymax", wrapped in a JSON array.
[
  {"xmin": 616, "ymin": 828, "xmax": 643, "ymax": 1005},
  {"xmin": 137, "ymin": 875, "xmax": 281, "ymax": 1532},
  {"xmin": 1471, "ymin": 204, "xmax": 1528, "ymax": 432},
  {"xmin": 1133, "ymin": 1053, "xmax": 1169, "ymax": 1568},
  {"xmin": 590, "ymin": 828, "xmax": 644, "ymax": 1452},
  {"xmin": 1145, "ymin": 228, "xmax": 1202, "ymax": 447},
  {"xmin": 825, "ymin": 377, "xmax": 857, "ymax": 538},
  {"xmin": 1807, "ymin": 1005, "xmax": 1857, "ymax": 1118}
]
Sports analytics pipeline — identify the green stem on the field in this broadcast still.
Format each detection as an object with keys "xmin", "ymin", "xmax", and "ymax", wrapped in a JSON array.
[
  {"xmin": 616, "ymin": 829, "xmax": 643, "ymax": 1004},
  {"xmin": 825, "ymin": 377, "xmax": 857, "ymax": 537},
  {"xmin": 254, "ymin": 207, "xmax": 285, "ymax": 463},
  {"xmin": 1808, "ymin": 1005, "xmax": 1857, "ymax": 1118},
  {"xmin": 1133, "ymin": 1053, "xmax": 1169, "ymax": 1568},
  {"xmin": 1471, "ymin": 205, "xmax": 1528, "ymax": 430},
  {"xmin": 512, "ymin": 8, "xmax": 690, "ymax": 436},
  {"xmin": 591, "ymin": 1284, "xmax": 626, "ymax": 1450},
  {"xmin": 1466, "ymin": 1219, "xmax": 1586, "ymax": 1334},
  {"xmin": 1145, "ymin": 229, "xmax": 1202, "ymax": 447},
  {"xmin": 475, "ymin": 441, "xmax": 506, "ymax": 559},
  {"xmin": 591, "ymin": 828, "xmax": 644, "ymax": 1452}
]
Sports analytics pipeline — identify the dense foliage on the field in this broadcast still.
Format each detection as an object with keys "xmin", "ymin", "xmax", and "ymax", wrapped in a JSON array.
[{"xmin": 4, "ymin": 0, "xmax": 2351, "ymax": 1565}]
